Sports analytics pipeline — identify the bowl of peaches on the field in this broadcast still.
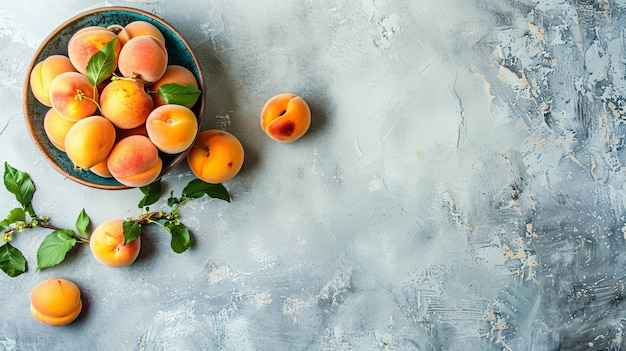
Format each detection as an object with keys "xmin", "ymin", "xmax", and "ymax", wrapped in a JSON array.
[{"xmin": 23, "ymin": 6, "xmax": 205, "ymax": 190}]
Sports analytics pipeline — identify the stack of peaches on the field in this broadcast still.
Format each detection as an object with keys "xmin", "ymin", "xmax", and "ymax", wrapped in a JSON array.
[{"xmin": 29, "ymin": 20, "xmax": 245, "ymax": 187}]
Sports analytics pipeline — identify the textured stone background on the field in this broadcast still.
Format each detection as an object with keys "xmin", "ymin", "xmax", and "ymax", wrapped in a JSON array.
[{"xmin": 1, "ymin": 0, "xmax": 625, "ymax": 350}]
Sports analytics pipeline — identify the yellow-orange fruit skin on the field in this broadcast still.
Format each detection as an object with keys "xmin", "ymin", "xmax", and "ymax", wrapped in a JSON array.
[
  {"xmin": 90, "ymin": 159, "xmax": 112, "ymax": 178},
  {"xmin": 67, "ymin": 27, "xmax": 120, "ymax": 75},
  {"xmin": 149, "ymin": 65, "xmax": 199, "ymax": 108},
  {"xmin": 89, "ymin": 219, "xmax": 141, "ymax": 268},
  {"xmin": 48, "ymin": 72, "xmax": 98, "ymax": 122},
  {"xmin": 118, "ymin": 36, "xmax": 168, "ymax": 83},
  {"xmin": 64, "ymin": 116, "xmax": 116, "ymax": 169},
  {"xmin": 260, "ymin": 93, "xmax": 311, "ymax": 142},
  {"xmin": 30, "ymin": 55, "xmax": 77, "ymax": 107},
  {"xmin": 187, "ymin": 130, "xmax": 244, "ymax": 184},
  {"xmin": 146, "ymin": 104, "xmax": 198, "ymax": 154},
  {"xmin": 118, "ymin": 20, "xmax": 165, "ymax": 46},
  {"xmin": 100, "ymin": 79, "xmax": 153, "ymax": 129},
  {"xmin": 43, "ymin": 108, "xmax": 76, "ymax": 151},
  {"xmin": 30, "ymin": 278, "xmax": 82, "ymax": 327},
  {"xmin": 107, "ymin": 135, "xmax": 162, "ymax": 187}
]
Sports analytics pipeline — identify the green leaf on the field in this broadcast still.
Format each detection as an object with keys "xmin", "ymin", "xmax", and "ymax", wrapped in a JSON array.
[
  {"xmin": 0, "ymin": 243, "xmax": 27, "ymax": 277},
  {"xmin": 3, "ymin": 162, "xmax": 35, "ymax": 211},
  {"xmin": 36, "ymin": 230, "xmax": 76, "ymax": 271},
  {"xmin": 182, "ymin": 179, "xmax": 230, "ymax": 202},
  {"xmin": 157, "ymin": 83, "xmax": 201, "ymax": 107},
  {"xmin": 75, "ymin": 208, "xmax": 90, "ymax": 238},
  {"xmin": 0, "ymin": 207, "xmax": 26, "ymax": 228},
  {"xmin": 164, "ymin": 222, "xmax": 191, "ymax": 253},
  {"xmin": 87, "ymin": 36, "xmax": 119, "ymax": 86},
  {"xmin": 139, "ymin": 180, "xmax": 162, "ymax": 208},
  {"xmin": 123, "ymin": 220, "xmax": 142, "ymax": 245}
]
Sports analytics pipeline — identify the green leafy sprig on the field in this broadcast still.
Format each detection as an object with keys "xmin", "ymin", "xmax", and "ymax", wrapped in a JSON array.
[
  {"xmin": 123, "ymin": 179, "xmax": 230, "ymax": 253},
  {"xmin": 1, "ymin": 162, "xmax": 89, "ymax": 277},
  {"xmin": 0, "ymin": 163, "xmax": 230, "ymax": 277}
]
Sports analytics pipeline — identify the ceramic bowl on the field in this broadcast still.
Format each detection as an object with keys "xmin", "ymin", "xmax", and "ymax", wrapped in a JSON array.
[{"xmin": 23, "ymin": 6, "xmax": 205, "ymax": 190}]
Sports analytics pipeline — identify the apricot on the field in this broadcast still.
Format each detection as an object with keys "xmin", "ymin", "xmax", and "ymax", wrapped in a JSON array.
[
  {"xmin": 64, "ymin": 116, "xmax": 116, "ymax": 169},
  {"xmin": 146, "ymin": 104, "xmax": 198, "ymax": 154},
  {"xmin": 90, "ymin": 159, "xmax": 112, "ymax": 178},
  {"xmin": 118, "ymin": 36, "xmax": 168, "ymax": 83},
  {"xmin": 43, "ymin": 108, "xmax": 76, "ymax": 151},
  {"xmin": 107, "ymin": 135, "xmax": 162, "ymax": 187},
  {"xmin": 118, "ymin": 20, "xmax": 165, "ymax": 46},
  {"xmin": 89, "ymin": 219, "xmax": 141, "ymax": 267},
  {"xmin": 260, "ymin": 93, "xmax": 311, "ymax": 142},
  {"xmin": 67, "ymin": 26, "xmax": 121, "ymax": 75},
  {"xmin": 187, "ymin": 129, "xmax": 244, "ymax": 184},
  {"xmin": 100, "ymin": 79, "xmax": 153, "ymax": 129},
  {"xmin": 149, "ymin": 65, "xmax": 199, "ymax": 108},
  {"xmin": 30, "ymin": 278, "xmax": 82, "ymax": 326},
  {"xmin": 115, "ymin": 123, "xmax": 148, "ymax": 142},
  {"xmin": 29, "ymin": 55, "xmax": 76, "ymax": 107},
  {"xmin": 48, "ymin": 71, "xmax": 98, "ymax": 122}
]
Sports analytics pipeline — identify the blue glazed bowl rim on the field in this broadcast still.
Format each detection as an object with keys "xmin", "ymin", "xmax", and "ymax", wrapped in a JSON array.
[{"xmin": 23, "ymin": 6, "xmax": 205, "ymax": 190}]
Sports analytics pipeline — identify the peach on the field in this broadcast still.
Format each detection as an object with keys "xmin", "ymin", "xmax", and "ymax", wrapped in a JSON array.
[
  {"xmin": 90, "ymin": 159, "xmax": 112, "ymax": 178},
  {"xmin": 89, "ymin": 219, "xmax": 141, "ymax": 267},
  {"xmin": 67, "ymin": 26, "xmax": 121, "ymax": 75},
  {"xmin": 260, "ymin": 93, "xmax": 311, "ymax": 142},
  {"xmin": 118, "ymin": 20, "xmax": 165, "ymax": 46},
  {"xmin": 64, "ymin": 116, "xmax": 116, "ymax": 169},
  {"xmin": 29, "ymin": 55, "xmax": 77, "ymax": 107},
  {"xmin": 43, "ymin": 108, "xmax": 76, "ymax": 151},
  {"xmin": 146, "ymin": 104, "xmax": 198, "ymax": 154},
  {"xmin": 30, "ymin": 278, "xmax": 82, "ymax": 326},
  {"xmin": 100, "ymin": 79, "xmax": 153, "ymax": 129},
  {"xmin": 187, "ymin": 129, "xmax": 244, "ymax": 184},
  {"xmin": 118, "ymin": 36, "xmax": 168, "ymax": 83},
  {"xmin": 107, "ymin": 135, "xmax": 162, "ymax": 187},
  {"xmin": 48, "ymin": 71, "xmax": 98, "ymax": 122},
  {"xmin": 149, "ymin": 65, "xmax": 199, "ymax": 108}
]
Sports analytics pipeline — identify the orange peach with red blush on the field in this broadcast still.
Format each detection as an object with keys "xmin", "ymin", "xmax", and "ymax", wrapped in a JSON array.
[
  {"xmin": 48, "ymin": 72, "xmax": 98, "ymax": 122},
  {"xmin": 146, "ymin": 104, "xmax": 198, "ymax": 154},
  {"xmin": 118, "ymin": 20, "xmax": 165, "ymax": 46},
  {"xmin": 89, "ymin": 219, "xmax": 141, "ymax": 267},
  {"xmin": 118, "ymin": 36, "xmax": 168, "ymax": 83},
  {"xmin": 107, "ymin": 135, "xmax": 162, "ymax": 187},
  {"xmin": 260, "ymin": 93, "xmax": 311, "ymax": 142},
  {"xmin": 187, "ymin": 129, "xmax": 244, "ymax": 184},
  {"xmin": 29, "ymin": 55, "xmax": 76, "ymax": 107},
  {"xmin": 67, "ymin": 26, "xmax": 120, "ymax": 75}
]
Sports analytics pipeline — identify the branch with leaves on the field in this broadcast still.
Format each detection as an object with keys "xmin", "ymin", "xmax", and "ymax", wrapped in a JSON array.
[{"xmin": 0, "ymin": 162, "xmax": 229, "ymax": 277}]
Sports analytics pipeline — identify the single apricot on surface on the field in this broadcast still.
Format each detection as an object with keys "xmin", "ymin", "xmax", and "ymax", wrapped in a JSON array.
[
  {"xmin": 118, "ymin": 20, "xmax": 165, "ymax": 46},
  {"xmin": 30, "ymin": 278, "xmax": 82, "ymax": 327},
  {"xmin": 64, "ymin": 116, "xmax": 116, "ymax": 169},
  {"xmin": 100, "ymin": 79, "xmax": 153, "ymax": 129},
  {"xmin": 43, "ymin": 108, "xmax": 76, "ymax": 151},
  {"xmin": 118, "ymin": 36, "xmax": 168, "ymax": 83},
  {"xmin": 107, "ymin": 135, "xmax": 162, "ymax": 187},
  {"xmin": 260, "ymin": 93, "xmax": 311, "ymax": 142},
  {"xmin": 30, "ymin": 55, "xmax": 77, "ymax": 107},
  {"xmin": 89, "ymin": 219, "xmax": 141, "ymax": 267},
  {"xmin": 48, "ymin": 72, "xmax": 98, "ymax": 122},
  {"xmin": 149, "ymin": 65, "xmax": 199, "ymax": 108},
  {"xmin": 187, "ymin": 129, "xmax": 244, "ymax": 184},
  {"xmin": 146, "ymin": 104, "xmax": 198, "ymax": 154}
]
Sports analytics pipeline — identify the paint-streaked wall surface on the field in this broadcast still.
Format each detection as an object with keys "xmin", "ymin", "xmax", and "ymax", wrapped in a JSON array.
[{"xmin": 0, "ymin": 0, "xmax": 624, "ymax": 350}]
